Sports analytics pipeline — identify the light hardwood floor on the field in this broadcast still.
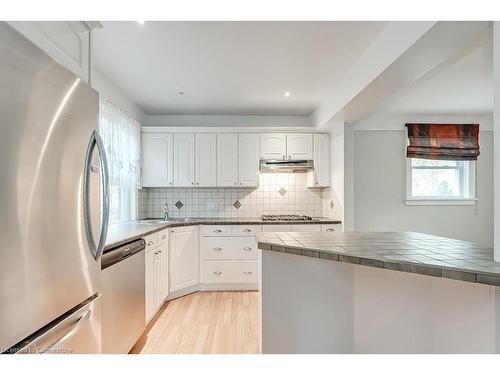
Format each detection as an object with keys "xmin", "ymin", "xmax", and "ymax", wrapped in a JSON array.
[{"xmin": 130, "ymin": 291, "xmax": 260, "ymax": 354}]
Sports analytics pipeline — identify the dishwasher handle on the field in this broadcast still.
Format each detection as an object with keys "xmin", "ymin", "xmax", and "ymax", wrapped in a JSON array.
[{"xmin": 101, "ymin": 239, "xmax": 146, "ymax": 270}]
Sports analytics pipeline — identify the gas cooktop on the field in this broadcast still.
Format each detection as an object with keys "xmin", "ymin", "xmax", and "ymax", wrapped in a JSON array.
[{"xmin": 260, "ymin": 215, "xmax": 315, "ymax": 222}]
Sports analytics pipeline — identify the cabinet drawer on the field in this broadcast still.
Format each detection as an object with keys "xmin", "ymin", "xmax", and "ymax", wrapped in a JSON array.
[
  {"xmin": 201, "ymin": 225, "xmax": 231, "ymax": 237},
  {"xmin": 262, "ymin": 224, "xmax": 292, "ymax": 232},
  {"xmin": 321, "ymin": 224, "xmax": 342, "ymax": 232},
  {"xmin": 232, "ymin": 225, "xmax": 262, "ymax": 236},
  {"xmin": 291, "ymin": 224, "xmax": 321, "ymax": 232},
  {"xmin": 143, "ymin": 233, "xmax": 158, "ymax": 253},
  {"xmin": 157, "ymin": 229, "xmax": 169, "ymax": 246},
  {"xmin": 201, "ymin": 261, "xmax": 258, "ymax": 284},
  {"xmin": 201, "ymin": 237, "xmax": 258, "ymax": 261}
]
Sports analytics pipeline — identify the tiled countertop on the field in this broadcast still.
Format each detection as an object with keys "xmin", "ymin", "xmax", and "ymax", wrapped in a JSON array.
[
  {"xmin": 256, "ymin": 231, "xmax": 500, "ymax": 287},
  {"xmin": 105, "ymin": 217, "xmax": 340, "ymax": 250}
]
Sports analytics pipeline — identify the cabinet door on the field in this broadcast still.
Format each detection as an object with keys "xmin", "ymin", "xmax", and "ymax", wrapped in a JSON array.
[
  {"xmin": 307, "ymin": 133, "xmax": 330, "ymax": 187},
  {"xmin": 155, "ymin": 243, "xmax": 169, "ymax": 307},
  {"xmin": 195, "ymin": 134, "xmax": 217, "ymax": 187},
  {"xmin": 260, "ymin": 134, "xmax": 286, "ymax": 160},
  {"xmin": 217, "ymin": 134, "xmax": 239, "ymax": 187},
  {"xmin": 142, "ymin": 133, "xmax": 174, "ymax": 187},
  {"xmin": 145, "ymin": 250, "xmax": 157, "ymax": 324},
  {"xmin": 286, "ymin": 133, "xmax": 313, "ymax": 159},
  {"xmin": 173, "ymin": 133, "xmax": 195, "ymax": 187},
  {"xmin": 238, "ymin": 134, "xmax": 259, "ymax": 187},
  {"xmin": 8, "ymin": 21, "xmax": 91, "ymax": 82},
  {"xmin": 169, "ymin": 226, "xmax": 199, "ymax": 293}
]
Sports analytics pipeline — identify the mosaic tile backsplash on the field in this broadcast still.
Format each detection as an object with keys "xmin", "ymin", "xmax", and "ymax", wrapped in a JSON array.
[{"xmin": 138, "ymin": 173, "xmax": 332, "ymax": 219}]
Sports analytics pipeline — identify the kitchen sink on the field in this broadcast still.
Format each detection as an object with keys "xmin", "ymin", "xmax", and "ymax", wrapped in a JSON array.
[{"xmin": 138, "ymin": 218, "xmax": 193, "ymax": 224}]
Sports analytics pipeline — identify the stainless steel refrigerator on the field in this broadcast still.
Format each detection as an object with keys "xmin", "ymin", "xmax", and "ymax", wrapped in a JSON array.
[{"xmin": 0, "ymin": 22, "xmax": 109, "ymax": 354}]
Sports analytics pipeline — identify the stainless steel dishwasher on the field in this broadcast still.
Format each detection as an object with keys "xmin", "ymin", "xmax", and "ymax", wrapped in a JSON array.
[{"xmin": 101, "ymin": 238, "xmax": 145, "ymax": 354}]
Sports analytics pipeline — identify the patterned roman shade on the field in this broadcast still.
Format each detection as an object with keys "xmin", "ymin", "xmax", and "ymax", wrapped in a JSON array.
[{"xmin": 405, "ymin": 123, "xmax": 480, "ymax": 161}]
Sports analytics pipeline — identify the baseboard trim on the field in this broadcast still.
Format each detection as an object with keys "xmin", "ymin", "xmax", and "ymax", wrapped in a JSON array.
[{"xmin": 166, "ymin": 283, "xmax": 258, "ymax": 301}]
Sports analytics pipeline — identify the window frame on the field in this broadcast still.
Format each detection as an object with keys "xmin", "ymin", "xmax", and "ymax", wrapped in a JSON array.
[{"xmin": 405, "ymin": 157, "xmax": 478, "ymax": 206}]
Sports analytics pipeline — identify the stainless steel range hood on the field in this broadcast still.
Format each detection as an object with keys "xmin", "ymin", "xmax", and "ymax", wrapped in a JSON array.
[{"xmin": 259, "ymin": 159, "xmax": 314, "ymax": 173}]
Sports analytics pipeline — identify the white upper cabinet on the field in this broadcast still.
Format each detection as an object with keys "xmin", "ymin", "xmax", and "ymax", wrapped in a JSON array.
[
  {"xmin": 217, "ymin": 134, "xmax": 239, "ymax": 187},
  {"xmin": 238, "ymin": 134, "xmax": 260, "ymax": 187},
  {"xmin": 8, "ymin": 21, "xmax": 91, "ymax": 83},
  {"xmin": 173, "ymin": 133, "xmax": 195, "ymax": 187},
  {"xmin": 142, "ymin": 133, "xmax": 174, "ymax": 187},
  {"xmin": 195, "ymin": 134, "xmax": 217, "ymax": 187},
  {"xmin": 307, "ymin": 133, "xmax": 330, "ymax": 187},
  {"xmin": 260, "ymin": 134, "xmax": 286, "ymax": 160},
  {"xmin": 286, "ymin": 133, "xmax": 313, "ymax": 160}
]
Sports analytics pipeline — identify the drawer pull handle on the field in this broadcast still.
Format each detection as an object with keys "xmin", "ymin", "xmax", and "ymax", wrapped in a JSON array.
[
  {"xmin": 213, "ymin": 247, "xmax": 222, "ymax": 251},
  {"xmin": 147, "ymin": 241, "xmax": 154, "ymax": 246},
  {"xmin": 243, "ymin": 271, "xmax": 252, "ymax": 275},
  {"xmin": 243, "ymin": 229, "xmax": 252, "ymax": 233},
  {"xmin": 213, "ymin": 271, "xmax": 222, "ymax": 275},
  {"xmin": 243, "ymin": 247, "xmax": 252, "ymax": 251},
  {"xmin": 213, "ymin": 229, "xmax": 222, "ymax": 233},
  {"xmin": 326, "ymin": 228, "xmax": 335, "ymax": 232}
]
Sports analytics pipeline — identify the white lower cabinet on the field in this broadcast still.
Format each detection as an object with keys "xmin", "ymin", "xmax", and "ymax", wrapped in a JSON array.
[
  {"xmin": 321, "ymin": 223, "xmax": 342, "ymax": 232},
  {"xmin": 144, "ymin": 231, "xmax": 169, "ymax": 324},
  {"xmin": 201, "ymin": 261, "xmax": 258, "ymax": 284},
  {"xmin": 169, "ymin": 226, "xmax": 200, "ymax": 293},
  {"xmin": 200, "ymin": 224, "xmax": 259, "ymax": 289},
  {"xmin": 291, "ymin": 224, "xmax": 321, "ymax": 232}
]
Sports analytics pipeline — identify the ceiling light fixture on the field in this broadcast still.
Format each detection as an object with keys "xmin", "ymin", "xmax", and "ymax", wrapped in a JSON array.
[
  {"xmin": 284, "ymin": 91, "xmax": 291, "ymax": 97},
  {"xmin": 137, "ymin": 21, "xmax": 146, "ymax": 25}
]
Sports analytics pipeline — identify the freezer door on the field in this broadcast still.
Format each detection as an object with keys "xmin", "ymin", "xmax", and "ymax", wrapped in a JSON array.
[
  {"xmin": 12, "ymin": 294, "xmax": 102, "ymax": 354},
  {"xmin": 0, "ymin": 23, "xmax": 108, "ymax": 350}
]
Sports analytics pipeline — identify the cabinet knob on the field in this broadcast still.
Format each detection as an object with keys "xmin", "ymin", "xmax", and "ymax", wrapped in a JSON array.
[
  {"xmin": 213, "ymin": 229, "xmax": 222, "ymax": 233},
  {"xmin": 243, "ymin": 229, "xmax": 252, "ymax": 233},
  {"xmin": 162, "ymin": 235, "xmax": 167, "ymax": 239},
  {"xmin": 282, "ymin": 155, "xmax": 285, "ymax": 159},
  {"xmin": 197, "ymin": 182, "xmax": 199, "ymax": 185},
  {"xmin": 157, "ymin": 250, "xmax": 162, "ymax": 254},
  {"xmin": 213, "ymin": 271, "xmax": 222, "ymax": 275},
  {"xmin": 326, "ymin": 228, "xmax": 334, "ymax": 232},
  {"xmin": 243, "ymin": 247, "xmax": 252, "ymax": 251},
  {"xmin": 191, "ymin": 182, "xmax": 194, "ymax": 185},
  {"xmin": 243, "ymin": 271, "xmax": 252, "ymax": 275},
  {"xmin": 147, "ymin": 241, "xmax": 154, "ymax": 246},
  {"xmin": 234, "ymin": 182, "xmax": 237, "ymax": 185},
  {"xmin": 213, "ymin": 247, "xmax": 222, "ymax": 251},
  {"xmin": 169, "ymin": 182, "xmax": 173, "ymax": 185}
]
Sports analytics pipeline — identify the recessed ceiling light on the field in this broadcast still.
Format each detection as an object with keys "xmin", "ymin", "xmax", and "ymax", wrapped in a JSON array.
[{"xmin": 284, "ymin": 91, "xmax": 291, "ymax": 97}]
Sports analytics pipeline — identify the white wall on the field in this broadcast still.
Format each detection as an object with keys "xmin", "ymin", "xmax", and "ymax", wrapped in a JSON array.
[
  {"xmin": 147, "ymin": 114, "xmax": 312, "ymax": 127},
  {"xmin": 352, "ymin": 113, "xmax": 493, "ymax": 246},
  {"xmin": 92, "ymin": 68, "xmax": 147, "ymax": 124},
  {"xmin": 494, "ymin": 22, "xmax": 500, "ymax": 260}
]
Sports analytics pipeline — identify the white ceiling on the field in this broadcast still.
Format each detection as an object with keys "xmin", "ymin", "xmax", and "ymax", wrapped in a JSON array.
[
  {"xmin": 383, "ymin": 36, "xmax": 493, "ymax": 114},
  {"xmin": 92, "ymin": 21, "xmax": 387, "ymax": 116}
]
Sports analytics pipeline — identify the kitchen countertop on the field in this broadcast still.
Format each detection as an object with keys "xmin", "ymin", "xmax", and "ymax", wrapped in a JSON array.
[
  {"xmin": 105, "ymin": 217, "xmax": 341, "ymax": 250},
  {"xmin": 256, "ymin": 231, "xmax": 500, "ymax": 287}
]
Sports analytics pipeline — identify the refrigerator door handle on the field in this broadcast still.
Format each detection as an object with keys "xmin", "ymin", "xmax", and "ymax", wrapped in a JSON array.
[
  {"xmin": 40, "ymin": 310, "xmax": 92, "ymax": 354},
  {"xmin": 83, "ymin": 130, "xmax": 110, "ymax": 260}
]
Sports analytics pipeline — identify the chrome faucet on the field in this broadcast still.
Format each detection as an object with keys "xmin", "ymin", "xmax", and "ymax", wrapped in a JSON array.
[{"xmin": 163, "ymin": 202, "xmax": 169, "ymax": 221}]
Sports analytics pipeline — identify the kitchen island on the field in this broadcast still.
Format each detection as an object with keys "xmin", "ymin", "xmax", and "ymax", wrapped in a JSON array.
[{"xmin": 257, "ymin": 231, "xmax": 500, "ymax": 353}]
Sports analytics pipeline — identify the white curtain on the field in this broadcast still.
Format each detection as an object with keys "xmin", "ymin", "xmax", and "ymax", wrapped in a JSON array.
[
  {"xmin": 99, "ymin": 99, "xmax": 141, "ymax": 189},
  {"xmin": 99, "ymin": 99, "xmax": 141, "ymax": 223}
]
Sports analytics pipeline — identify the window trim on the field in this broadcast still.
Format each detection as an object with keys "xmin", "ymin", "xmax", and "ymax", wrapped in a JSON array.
[{"xmin": 405, "ymin": 158, "xmax": 477, "ymax": 206}]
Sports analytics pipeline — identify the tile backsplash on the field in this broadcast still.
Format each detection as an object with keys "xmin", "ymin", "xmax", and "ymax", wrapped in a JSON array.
[{"xmin": 138, "ymin": 173, "xmax": 329, "ymax": 219}]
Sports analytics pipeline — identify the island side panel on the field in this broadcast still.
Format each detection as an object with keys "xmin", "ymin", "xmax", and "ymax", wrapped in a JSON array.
[
  {"xmin": 353, "ymin": 265, "xmax": 497, "ymax": 353},
  {"xmin": 261, "ymin": 251, "xmax": 354, "ymax": 354}
]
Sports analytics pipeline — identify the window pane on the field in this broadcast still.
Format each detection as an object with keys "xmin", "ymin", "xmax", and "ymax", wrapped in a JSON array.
[
  {"xmin": 412, "ymin": 159, "xmax": 461, "ymax": 168},
  {"xmin": 411, "ymin": 168, "xmax": 462, "ymax": 197},
  {"xmin": 109, "ymin": 185, "xmax": 121, "ymax": 224}
]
